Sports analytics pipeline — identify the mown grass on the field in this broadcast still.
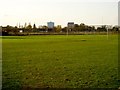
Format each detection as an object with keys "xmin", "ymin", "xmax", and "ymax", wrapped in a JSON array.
[{"xmin": 2, "ymin": 35, "xmax": 119, "ymax": 89}]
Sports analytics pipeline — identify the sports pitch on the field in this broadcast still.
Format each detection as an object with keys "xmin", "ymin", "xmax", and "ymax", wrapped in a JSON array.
[{"xmin": 2, "ymin": 35, "xmax": 119, "ymax": 89}]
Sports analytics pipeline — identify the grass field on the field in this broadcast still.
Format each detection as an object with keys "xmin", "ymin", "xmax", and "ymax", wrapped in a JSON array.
[{"xmin": 2, "ymin": 35, "xmax": 119, "ymax": 89}]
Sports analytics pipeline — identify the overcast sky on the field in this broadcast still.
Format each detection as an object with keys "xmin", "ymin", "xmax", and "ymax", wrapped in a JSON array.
[{"xmin": 0, "ymin": 0, "xmax": 119, "ymax": 27}]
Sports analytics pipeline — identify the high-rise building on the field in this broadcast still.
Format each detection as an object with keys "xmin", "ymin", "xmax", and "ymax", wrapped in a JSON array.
[
  {"xmin": 47, "ymin": 22, "xmax": 54, "ymax": 29},
  {"xmin": 67, "ymin": 22, "xmax": 74, "ymax": 28}
]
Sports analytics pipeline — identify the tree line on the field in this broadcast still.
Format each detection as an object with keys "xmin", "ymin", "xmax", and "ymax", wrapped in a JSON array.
[{"xmin": 1, "ymin": 23, "xmax": 119, "ymax": 36}]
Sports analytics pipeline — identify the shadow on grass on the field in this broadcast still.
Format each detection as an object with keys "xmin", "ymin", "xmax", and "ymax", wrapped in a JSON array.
[
  {"xmin": 2, "ymin": 37, "xmax": 25, "ymax": 39},
  {"xmin": 2, "ymin": 79, "xmax": 22, "ymax": 90}
]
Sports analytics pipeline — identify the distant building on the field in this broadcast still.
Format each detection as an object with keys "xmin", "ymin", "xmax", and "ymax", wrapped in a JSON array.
[
  {"xmin": 19, "ymin": 30, "xmax": 23, "ymax": 33},
  {"xmin": 67, "ymin": 22, "xmax": 74, "ymax": 28},
  {"xmin": 67, "ymin": 22, "xmax": 74, "ymax": 32},
  {"xmin": 91, "ymin": 25, "xmax": 102, "ymax": 29},
  {"xmin": 106, "ymin": 25, "xmax": 113, "ymax": 29},
  {"xmin": 47, "ymin": 22, "xmax": 54, "ymax": 29}
]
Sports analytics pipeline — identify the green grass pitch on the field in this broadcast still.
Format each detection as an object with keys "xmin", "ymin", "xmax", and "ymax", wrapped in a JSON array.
[{"xmin": 2, "ymin": 35, "xmax": 119, "ymax": 89}]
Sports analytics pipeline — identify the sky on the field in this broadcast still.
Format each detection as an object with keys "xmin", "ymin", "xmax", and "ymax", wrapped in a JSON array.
[{"xmin": 0, "ymin": 0, "xmax": 119, "ymax": 27}]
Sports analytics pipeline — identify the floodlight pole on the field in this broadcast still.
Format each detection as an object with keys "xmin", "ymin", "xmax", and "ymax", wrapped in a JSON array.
[
  {"xmin": 67, "ymin": 28, "xmax": 68, "ymax": 36},
  {"xmin": 107, "ymin": 26, "xmax": 108, "ymax": 40}
]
